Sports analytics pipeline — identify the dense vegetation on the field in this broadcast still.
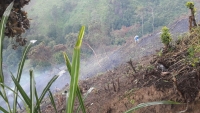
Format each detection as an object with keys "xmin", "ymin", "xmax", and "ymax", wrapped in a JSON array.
[{"xmin": 2, "ymin": 0, "xmax": 195, "ymax": 73}]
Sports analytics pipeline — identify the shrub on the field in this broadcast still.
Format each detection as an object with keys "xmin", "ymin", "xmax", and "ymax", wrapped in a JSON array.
[{"xmin": 161, "ymin": 26, "xmax": 172, "ymax": 48}]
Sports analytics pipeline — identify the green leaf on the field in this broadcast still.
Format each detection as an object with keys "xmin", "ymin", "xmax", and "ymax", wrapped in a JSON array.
[
  {"xmin": 48, "ymin": 90, "xmax": 58, "ymax": 113},
  {"xmin": 34, "ymin": 87, "xmax": 41, "ymax": 113},
  {"xmin": 0, "ymin": 90, "xmax": 6, "ymax": 101},
  {"xmin": 75, "ymin": 26, "xmax": 85, "ymax": 48},
  {"xmin": 34, "ymin": 75, "xmax": 59, "ymax": 111},
  {"xmin": 0, "ymin": 1, "xmax": 14, "ymax": 83},
  {"xmin": 0, "ymin": 82, "xmax": 28, "ymax": 112},
  {"xmin": 13, "ymin": 44, "xmax": 32, "ymax": 113},
  {"xmin": 11, "ymin": 74, "xmax": 31, "ymax": 107},
  {"xmin": 0, "ymin": 106, "xmax": 9, "ymax": 113},
  {"xmin": 0, "ymin": 2, "xmax": 14, "ymax": 112},
  {"xmin": 77, "ymin": 87, "xmax": 94, "ymax": 113},
  {"xmin": 63, "ymin": 52, "xmax": 72, "ymax": 75},
  {"xmin": 63, "ymin": 52, "xmax": 86, "ymax": 113},
  {"xmin": 30, "ymin": 70, "xmax": 35, "ymax": 113},
  {"xmin": 124, "ymin": 101, "xmax": 180, "ymax": 113},
  {"xmin": 76, "ymin": 87, "xmax": 86, "ymax": 113},
  {"xmin": 67, "ymin": 26, "xmax": 85, "ymax": 113}
]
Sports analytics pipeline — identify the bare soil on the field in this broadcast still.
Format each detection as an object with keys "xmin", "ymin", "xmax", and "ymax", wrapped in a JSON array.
[
  {"xmin": 37, "ymin": 17, "xmax": 200, "ymax": 113},
  {"xmin": 40, "ymin": 53, "xmax": 200, "ymax": 113}
]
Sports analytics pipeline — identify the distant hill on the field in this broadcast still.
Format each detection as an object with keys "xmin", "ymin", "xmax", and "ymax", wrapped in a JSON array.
[
  {"xmin": 25, "ymin": 0, "xmax": 191, "ymax": 36},
  {"xmin": 3, "ymin": 0, "xmax": 200, "ymax": 74}
]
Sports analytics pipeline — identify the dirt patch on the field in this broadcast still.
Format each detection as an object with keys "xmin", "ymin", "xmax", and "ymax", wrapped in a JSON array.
[
  {"xmin": 39, "ymin": 50, "xmax": 200, "ymax": 113},
  {"xmin": 37, "ymin": 24, "xmax": 200, "ymax": 113},
  {"xmin": 77, "ymin": 51, "xmax": 200, "ymax": 113}
]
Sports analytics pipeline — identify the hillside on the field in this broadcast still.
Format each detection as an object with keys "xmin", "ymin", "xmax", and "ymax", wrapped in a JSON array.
[
  {"xmin": 25, "ymin": 0, "xmax": 189, "ymax": 34},
  {"xmin": 3, "ymin": 0, "xmax": 199, "ymax": 93},
  {"xmin": 37, "ymin": 25, "xmax": 200, "ymax": 113},
  {"xmin": 2, "ymin": 1, "xmax": 200, "ymax": 113},
  {"xmin": 26, "ymin": 3, "xmax": 200, "ymax": 112},
  {"xmin": 14, "ymin": 0, "xmax": 197, "ymax": 73}
]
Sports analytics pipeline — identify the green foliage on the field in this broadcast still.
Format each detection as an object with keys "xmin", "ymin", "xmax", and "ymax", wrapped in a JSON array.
[
  {"xmin": 0, "ymin": 2, "xmax": 14, "ymax": 113},
  {"xmin": 25, "ymin": 0, "xmax": 189, "ymax": 48},
  {"xmin": 161, "ymin": 26, "xmax": 172, "ymax": 47},
  {"xmin": 0, "ymin": 0, "xmax": 189, "ymax": 71},
  {"xmin": 186, "ymin": 2, "xmax": 194, "ymax": 9},
  {"xmin": 0, "ymin": 2, "xmax": 58, "ymax": 113},
  {"xmin": 187, "ymin": 46, "xmax": 200, "ymax": 67},
  {"xmin": 63, "ymin": 26, "xmax": 86, "ymax": 113},
  {"xmin": 53, "ymin": 52, "xmax": 65, "ymax": 64},
  {"xmin": 157, "ymin": 49, "xmax": 163, "ymax": 57}
]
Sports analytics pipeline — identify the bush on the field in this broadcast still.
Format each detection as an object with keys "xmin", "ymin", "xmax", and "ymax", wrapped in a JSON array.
[{"xmin": 161, "ymin": 26, "xmax": 172, "ymax": 48}]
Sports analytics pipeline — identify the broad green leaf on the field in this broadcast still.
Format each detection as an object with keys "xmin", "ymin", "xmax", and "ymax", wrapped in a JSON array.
[
  {"xmin": 48, "ymin": 90, "xmax": 58, "ymax": 113},
  {"xmin": 124, "ymin": 101, "xmax": 180, "ymax": 113}
]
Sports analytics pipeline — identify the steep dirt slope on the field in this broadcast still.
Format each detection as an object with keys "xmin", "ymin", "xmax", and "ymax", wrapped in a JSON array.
[{"xmin": 37, "ymin": 15, "xmax": 200, "ymax": 113}]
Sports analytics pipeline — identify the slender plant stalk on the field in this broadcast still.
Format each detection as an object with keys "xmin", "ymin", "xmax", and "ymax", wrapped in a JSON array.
[
  {"xmin": 63, "ymin": 53, "xmax": 86, "ymax": 113},
  {"xmin": 0, "ymin": 106, "xmax": 9, "ymax": 113},
  {"xmin": 30, "ymin": 70, "xmax": 35, "ymax": 113},
  {"xmin": 34, "ymin": 75, "xmax": 59, "ymax": 112},
  {"xmin": 124, "ymin": 101, "xmax": 180, "ymax": 113},
  {"xmin": 0, "ymin": 2, "xmax": 14, "ymax": 113},
  {"xmin": 11, "ymin": 73, "xmax": 31, "ymax": 107},
  {"xmin": 13, "ymin": 44, "xmax": 32, "ymax": 113},
  {"xmin": 0, "ymin": 82, "xmax": 28, "ymax": 113},
  {"xmin": 34, "ymin": 87, "xmax": 41, "ymax": 113},
  {"xmin": 48, "ymin": 90, "xmax": 58, "ymax": 113}
]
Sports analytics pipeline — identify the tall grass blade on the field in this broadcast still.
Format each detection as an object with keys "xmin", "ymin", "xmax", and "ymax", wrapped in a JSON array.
[
  {"xmin": 0, "ymin": 106, "xmax": 9, "ymax": 113},
  {"xmin": 67, "ymin": 26, "xmax": 85, "ymax": 113},
  {"xmin": 0, "ymin": 90, "xmax": 6, "ymax": 101},
  {"xmin": 63, "ymin": 53, "xmax": 72, "ymax": 74},
  {"xmin": 11, "ymin": 73, "xmax": 31, "ymax": 107},
  {"xmin": 34, "ymin": 75, "xmax": 59, "ymax": 111},
  {"xmin": 30, "ymin": 70, "xmax": 35, "ymax": 113},
  {"xmin": 76, "ymin": 87, "xmax": 94, "ymax": 113},
  {"xmin": 0, "ymin": 2, "xmax": 14, "ymax": 112},
  {"xmin": 48, "ymin": 90, "xmax": 58, "ymax": 113},
  {"xmin": 0, "ymin": 82, "xmax": 27, "ymax": 103},
  {"xmin": 76, "ymin": 88, "xmax": 86, "ymax": 113},
  {"xmin": 0, "ymin": 1, "xmax": 14, "ymax": 83},
  {"xmin": 13, "ymin": 43, "xmax": 31, "ymax": 112},
  {"xmin": 34, "ymin": 87, "xmax": 41, "ymax": 113},
  {"xmin": 63, "ymin": 52, "xmax": 86, "ymax": 113},
  {"xmin": 124, "ymin": 101, "xmax": 180, "ymax": 113}
]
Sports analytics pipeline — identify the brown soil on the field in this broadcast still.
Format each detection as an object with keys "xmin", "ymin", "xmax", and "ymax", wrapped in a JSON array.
[
  {"xmin": 38, "ymin": 19, "xmax": 200, "ymax": 113},
  {"xmin": 40, "ymin": 53, "xmax": 200, "ymax": 113}
]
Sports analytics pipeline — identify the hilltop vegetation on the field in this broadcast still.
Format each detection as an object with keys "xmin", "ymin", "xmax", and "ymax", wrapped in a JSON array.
[{"xmin": 3, "ymin": 0, "xmax": 198, "ymax": 73}]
